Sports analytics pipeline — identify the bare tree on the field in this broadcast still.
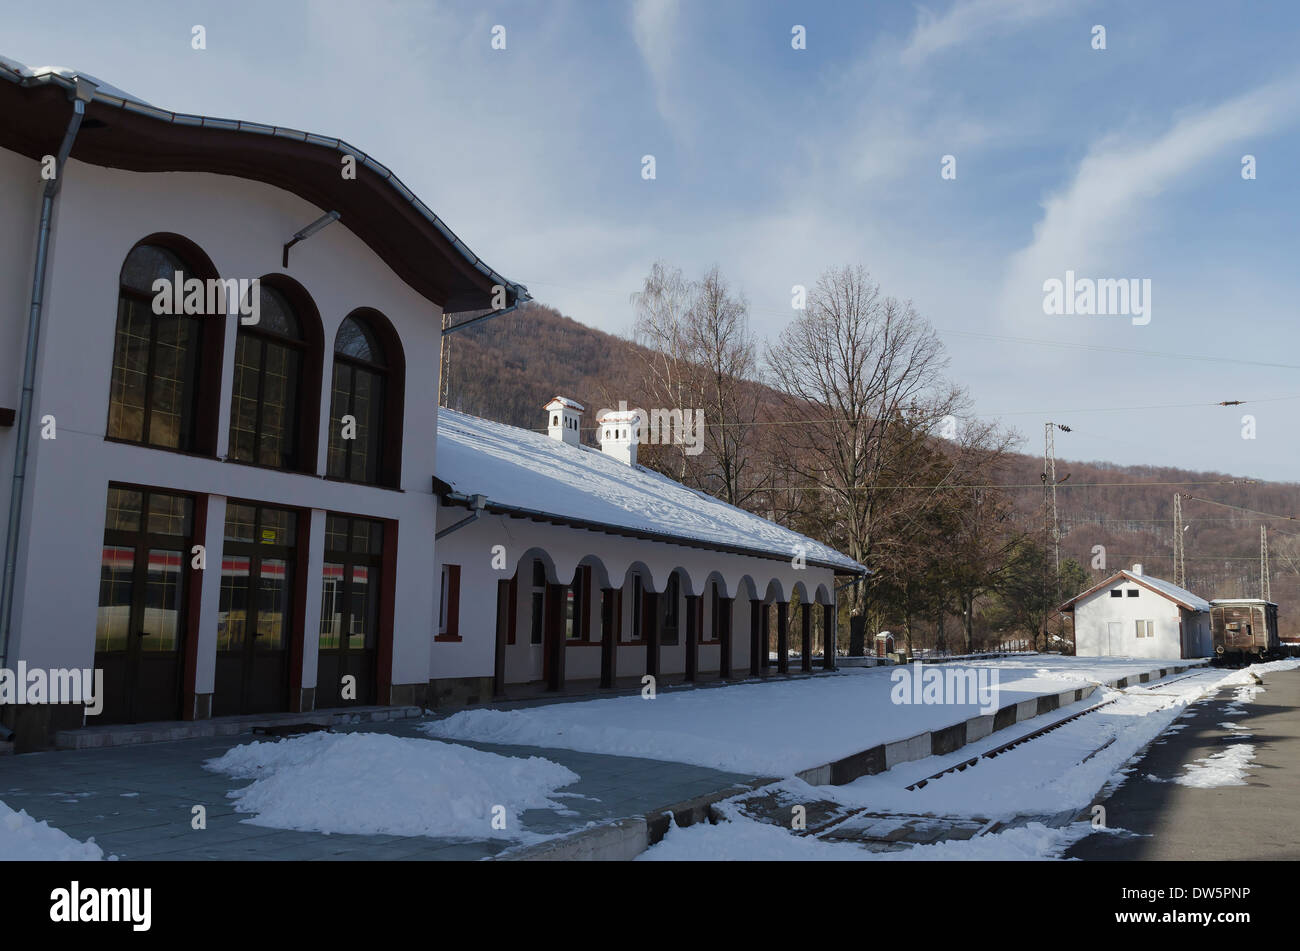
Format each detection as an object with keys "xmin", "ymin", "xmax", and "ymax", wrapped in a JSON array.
[
  {"xmin": 630, "ymin": 262, "xmax": 762, "ymax": 507},
  {"xmin": 765, "ymin": 265, "xmax": 966, "ymax": 653}
]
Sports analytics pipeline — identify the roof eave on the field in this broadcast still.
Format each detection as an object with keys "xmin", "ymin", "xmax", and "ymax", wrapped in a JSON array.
[{"xmin": 0, "ymin": 62, "xmax": 528, "ymax": 312}]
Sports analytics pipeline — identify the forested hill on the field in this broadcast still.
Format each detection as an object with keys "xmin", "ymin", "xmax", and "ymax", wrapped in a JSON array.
[{"xmin": 441, "ymin": 303, "xmax": 1300, "ymax": 632}]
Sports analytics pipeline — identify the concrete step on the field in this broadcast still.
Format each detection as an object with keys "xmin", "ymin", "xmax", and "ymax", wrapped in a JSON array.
[{"xmin": 53, "ymin": 705, "xmax": 423, "ymax": 750}]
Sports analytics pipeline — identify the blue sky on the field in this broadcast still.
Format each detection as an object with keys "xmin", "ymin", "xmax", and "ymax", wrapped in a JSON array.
[{"xmin": 7, "ymin": 0, "xmax": 1300, "ymax": 479}]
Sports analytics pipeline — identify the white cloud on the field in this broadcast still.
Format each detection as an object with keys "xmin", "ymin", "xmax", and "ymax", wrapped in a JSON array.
[
  {"xmin": 902, "ymin": 0, "xmax": 1073, "ymax": 66},
  {"xmin": 1000, "ymin": 74, "xmax": 1300, "ymax": 326},
  {"xmin": 631, "ymin": 0, "xmax": 682, "ymax": 129}
]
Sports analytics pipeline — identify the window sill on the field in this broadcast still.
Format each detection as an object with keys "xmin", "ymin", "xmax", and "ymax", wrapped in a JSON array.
[
  {"xmin": 104, "ymin": 436, "xmax": 219, "ymax": 461},
  {"xmin": 223, "ymin": 456, "xmax": 318, "ymax": 477},
  {"xmin": 322, "ymin": 474, "xmax": 405, "ymax": 493}
]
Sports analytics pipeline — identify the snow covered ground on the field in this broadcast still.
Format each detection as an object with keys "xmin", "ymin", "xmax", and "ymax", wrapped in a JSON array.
[
  {"xmin": 205, "ymin": 731, "xmax": 579, "ymax": 841},
  {"xmin": 637, "ymin": 659, "xmax": 1299, "ymax": 861},
  {"xmin": 425, "ymin": 656, "xmax": 1204, "ymax": 776},
  {"xmin": 1, "ymin": 799, "xmax": 105, "ymax": 861},
  {"xmin": 641, "ymin": 809, "xmax": 1096, "ymax": 861}
]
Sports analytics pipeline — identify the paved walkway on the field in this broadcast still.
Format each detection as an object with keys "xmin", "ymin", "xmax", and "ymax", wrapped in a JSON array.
[
  {"xmin": 1067, "ymin": 667, "xmax": 1300, "ymax": 860},
  {"xmin": 1, "ymin": 718, "xmax": 765, "ymax": 860}
]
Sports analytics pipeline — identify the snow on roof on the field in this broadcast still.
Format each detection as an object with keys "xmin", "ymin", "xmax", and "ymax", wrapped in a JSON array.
[
  {"xmin": 1210, "ymin": 598, "xmax": 1277, "ymax": 606},
  {"xmin": 435, "ymin": 407, "xmax": 865, "ymax": 573},
  {"xmin": 0, "ymin": 57, "xmax": 149, "ymax": 104},
  {"xmin": 1061, "ymin": 569, "xmax": 1211, "ymax": 612},
  {"xmin": 597, "ymin": 409, "xmax": 642, "ymax": 422},
  {"xmin": 1125, "ymin": 572, "xmax": 1211, "ymax": 612},
  {"xmin": 544, "ymin": 397, "xmax": 584, "ymax": 411}
]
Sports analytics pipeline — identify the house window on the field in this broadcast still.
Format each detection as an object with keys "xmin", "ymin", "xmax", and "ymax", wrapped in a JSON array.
[
  {"xmin": 1127, "ymin": 589, "xmax": 1139, "ymax": 597},
  {"xmin": 529, "ymin": 559, "xmax": 545, "ymax": 645},
  {"xmin": 565, "ymin": 567, "xmax": 589, "ymax": 640},
  {"xmin": 328, "ymin": 312, "xmax": 401, "ymax": 486},
  {"xmin": 437, "ymin": 564, "xmax": 461, "ymax": 638},
  {"xmin": 1110, "ymin": 589, "xmax": 1123, "ymax": 598},
  {"xmin": 229, "ymin": 284, "xmax": 306, "ymax": 470},
  {"xmin": 108, "ymin": 244, "xmax": 204, "ymax": 450},
  {"xmin": 710, "ymin": 581, "xmax": 721, "ymax": 640},
  {"xmin": 661, "ymin": 573, "xmax": 679, "ymax": 645},
  {"xmin": 631, "ymin": 575, "xmax": 643, "ymax": 640},
  {"xmin": 1135, "ymin": 620, "xmax": 1153, "ymax": 638}
]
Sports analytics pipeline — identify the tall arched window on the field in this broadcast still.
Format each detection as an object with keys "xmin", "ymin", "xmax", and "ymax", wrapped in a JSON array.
[
  {"xmin": 108, "ymin": 244, "xmax": 205, "ymax": 450},
  {"xmin": 327, "ymin": 313, "xmax": 396, "ymax": 485},
  {"xmin": 229, "ymin": 284, "xmax": 308, "ymax": 470}
]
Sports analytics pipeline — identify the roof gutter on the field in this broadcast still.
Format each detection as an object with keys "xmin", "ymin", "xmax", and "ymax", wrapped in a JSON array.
[
  {"xmin": 441, "ymin": 299, "xmax": 526, "ymax": 336},
  {"xmin": 0, "ymin": 77, "xmax": 93, "ymax": 670}
]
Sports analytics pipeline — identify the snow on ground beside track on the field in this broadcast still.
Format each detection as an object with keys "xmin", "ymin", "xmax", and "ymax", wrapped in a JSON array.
[
  {"xmin": 1, "ymin": 799, "xmax": 105, "ymax": 860},
  {"xmin": 1169, "ymin": 744, "xmax": 1256, "ymax": 788},
  {"xmin": 818, "ymin": 660, "xmax": 1297, "ymax": 819},
  {"xmin": 640, "ymin": 659, "xmax": 1298, "ymax": 860},
  {"xmin": 424, "ymin": 657, "xmax": 1201, "ymax": 776},
  {"xmin": 639, "ymin": 810, "xmax": 1096, "ymax": 861},
  {"xmin": 205, "ymin": 732, "xmax": 579, "ymax": 840}
]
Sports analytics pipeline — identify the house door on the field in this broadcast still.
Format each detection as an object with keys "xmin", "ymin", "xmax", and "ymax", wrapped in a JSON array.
[
  {"xmin": 214, "ymin": 504, "xmax": 297, "ymax": 717},
  {"xmin": 1107, "ymin": 621, "xmax": 1122, "ymax": 656},
  {"xmin": 94, "ymin": 488, "xmax": 194, "ymax": 724},
  {"xmin": 316, "ymin": 514, "xmax": 384, "ymax": 707}
]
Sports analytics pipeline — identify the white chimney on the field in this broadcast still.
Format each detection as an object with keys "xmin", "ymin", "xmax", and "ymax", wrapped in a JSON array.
[
  {"xmin": 1132, "ymin": 563, "xmax": 1143, "ymax": 576},
  {"xmin": 544, "ymin": 397, "xmax": 583, "ymax": 447},
  {"xmin": 597, "ymin": 408, "xmax": 641, "ymax": 466}
]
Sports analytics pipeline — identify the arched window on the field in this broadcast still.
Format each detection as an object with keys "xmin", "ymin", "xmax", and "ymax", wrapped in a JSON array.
[
  {"xmin": 228, "ymin": 283, "xmax": 314, "ymax": 470},
  {"xmin": 108, "ymin": 244, "xmax": 205, "ymax": 450},
  {"xmin": 327, "ymin": 311, "xmax": 401, "ymax": 486}
]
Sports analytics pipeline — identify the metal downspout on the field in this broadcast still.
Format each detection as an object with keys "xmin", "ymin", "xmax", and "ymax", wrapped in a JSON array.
[{"xmin": 0, "ymin": 81, "xmax": 91, "ymax": 670}]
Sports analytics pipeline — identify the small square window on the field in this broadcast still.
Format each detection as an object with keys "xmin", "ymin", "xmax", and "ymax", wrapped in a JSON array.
[
  {"xmin": 1127, "ymin": 589, "xmax": 1139, "ymax": 598},
  {"xmin": 1110, "ymin": 590, "xmax": 1123, "ymax": 598}
]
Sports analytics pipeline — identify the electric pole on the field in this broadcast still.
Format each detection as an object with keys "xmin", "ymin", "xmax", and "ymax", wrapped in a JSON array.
[
  {"xmin": 1173, "ymin": 493, "xmax": 1187, "ymax": 589},
  {"xmin": 1043, "ymin": 422, "xmax": 1070, "ymax": 575},
  {"xmin": 1261, "ymin": 525, "xmax": 1271, "ymax": 601}
]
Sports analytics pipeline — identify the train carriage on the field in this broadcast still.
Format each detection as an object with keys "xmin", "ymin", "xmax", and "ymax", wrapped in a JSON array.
[{"xmin": 1209, "ymin": 599, "xmax": 1280, "ymax": 663}]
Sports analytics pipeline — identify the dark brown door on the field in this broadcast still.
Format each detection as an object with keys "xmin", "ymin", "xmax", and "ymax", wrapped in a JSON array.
[
  {"xmin": 214, "ymin": 504, "xmax": 297, "ymax": 716},
  {"xmin": 316, "ymin": 514, "xmax": 383, "ymax": 707},
  {"xmin": 94, "ymin": 488, "xmax": 193, "ymax": 724}
]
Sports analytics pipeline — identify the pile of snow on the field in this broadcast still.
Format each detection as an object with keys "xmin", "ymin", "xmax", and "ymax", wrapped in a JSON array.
[
  {"xmin": 1171, "ymin": 744, "xmax": 1256, "ymax": 788},
  {"xmin": 1, "ymin": 800, "xmax": 104, "ymax": 861},
  {"xmin": 206, "ymin": 732, "xmax": 578, "ymax": 840}
]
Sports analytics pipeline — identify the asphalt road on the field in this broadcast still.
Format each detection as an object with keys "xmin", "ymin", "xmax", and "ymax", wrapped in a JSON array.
[{"xmin": 1067, "ymin": 667, "xmax": 1300, "ymax": 860}]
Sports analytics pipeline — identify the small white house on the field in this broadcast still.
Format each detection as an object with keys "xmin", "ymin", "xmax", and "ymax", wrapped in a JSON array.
[{"xmin": 1060, "ymin": 564, "xmax": 1211, "ymax": 659}]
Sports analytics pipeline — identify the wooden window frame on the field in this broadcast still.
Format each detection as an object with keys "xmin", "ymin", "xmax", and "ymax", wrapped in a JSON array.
[{"xmin": 435, "ymin": 564, "xmax": 462, "ymax": 642}]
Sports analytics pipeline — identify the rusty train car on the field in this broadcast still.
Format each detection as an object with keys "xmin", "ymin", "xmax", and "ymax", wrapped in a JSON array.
[{"xmin": 1209, "ymin": 599, "xmax": 1280, "ymax": 663}]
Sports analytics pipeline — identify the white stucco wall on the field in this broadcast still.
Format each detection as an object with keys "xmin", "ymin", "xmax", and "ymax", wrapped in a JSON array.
[
  {"xmin": 432, "ymin": 507, "xmax": 838, "ymax": 684},
  {"xmin": 1073, "ymin": 578, "xmax": 1205, "ymax": 658},
  {"xmin": 1, "ymin": 151, "xmax": 442, "ymax": 700}
]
